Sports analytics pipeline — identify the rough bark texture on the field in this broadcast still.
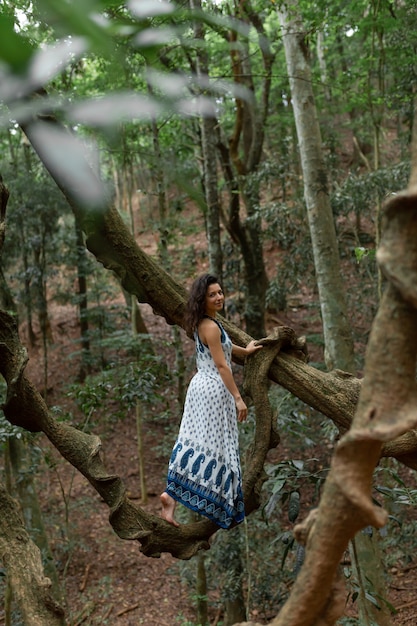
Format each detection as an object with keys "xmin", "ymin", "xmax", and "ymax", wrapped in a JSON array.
[
  {"xmin": 243, "ymin": 327, "xmax": 308, "ymax": 512},
  {"xmin": 278, "ymin": 3, "xmax": 355, "ymax": 373},
  {"xmin": 264, "ymin": 190, "xmax": 417, "ymax": 625},
  {"xmin": 191, "ymin": 0, "xmax": 223, "ymax": 279},
  {"xmin": 0, "ymin": 484, "xmax": 65, "ymax": 626}
]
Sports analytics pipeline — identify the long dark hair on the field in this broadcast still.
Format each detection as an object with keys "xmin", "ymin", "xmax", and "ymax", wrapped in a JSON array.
[{"xmin": 184, "ymin": 274, "xmax": 221, "ymax": 335}]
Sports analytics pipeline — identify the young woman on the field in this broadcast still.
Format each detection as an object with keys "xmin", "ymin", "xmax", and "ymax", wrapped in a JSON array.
[{"xmin": 160, "ymin": 274, "xmax": 262, "ymax": 529}]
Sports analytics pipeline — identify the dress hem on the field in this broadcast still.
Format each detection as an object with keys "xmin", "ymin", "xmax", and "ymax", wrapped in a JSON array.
[{"xmin": 166, "ymin": 474, "xmax": 245, "ymax": 530}]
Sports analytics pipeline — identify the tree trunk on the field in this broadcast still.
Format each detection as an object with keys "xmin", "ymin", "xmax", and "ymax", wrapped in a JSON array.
[
  {"xmin": 278, "ymin": 1, "xmax": 355, "ymax": 373},
  {"xmin": 0, "ymin": 179, "xmax": 16, "ymax": 313},
  {"xmin": 75, "ymin": 216, "xmax": 91, "ymax": 381},
  {"xmin": 203, "ymin": 0, "xmax": 275, "ymax": 338},
  {"xmin": 196, "ymin": 551, "xmax": 209, "ymax": 626},
  {"xmin": 0, "ymin": 482, "xmax": 66, "ymax": 626},
  {"xmin": 220, "ymin": 528, "xmax": 247, "ymax": 626},
  {"xmin": 278, "ymin": 4, "xmax": 392, "ymax": 624},
  {"xmin": 0, "ymin": 263, "xmax": 16, "ymax": 312},
  {"xmin": 216, "ymin": 134, "xmax": 268, "ymax": 338},
  {"xmin": 192, "ymin": 0, "xmax": 223, "ymax": 279},
  {"xmin": 7, "ymin": 437, "xmax": 64, "ymax": 606},
  {"xmin": 18, "ymin": 211, "xmax": 37, "ymax": 346}
]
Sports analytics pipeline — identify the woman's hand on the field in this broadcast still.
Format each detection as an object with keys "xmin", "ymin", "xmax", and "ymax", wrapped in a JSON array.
[
  {"xmin": 245, "ymin": 340, "xmax": 263, "ymax": 355},
  {"xmin": 235, "ymin": 397, "xmax": 248, "ymax": 422}
]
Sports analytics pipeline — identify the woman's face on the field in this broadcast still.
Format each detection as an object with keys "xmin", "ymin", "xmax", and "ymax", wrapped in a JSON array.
[{"xmin": 205, "ymin": 282, "xmax": 225, "ymax": 316}]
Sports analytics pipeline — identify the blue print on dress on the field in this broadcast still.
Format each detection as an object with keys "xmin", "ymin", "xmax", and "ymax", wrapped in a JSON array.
[
  {"xmin": 204, "ymin": 459, "xmax": 217, "ymax": 480},
  {"xmin": 191, "ymin": 453, "xmax": 205, "ymax": 476},
  {"xmin": 180, "ymin": 448, "xmax": 194, "ymax": 469},
  {"xmin": 215, "ymin": 465, "xmax": 226, "ymax": 487},
  {"xmin": 224, "ymin": 471, "xmax": 232, "ymax": 494},
  {"xmin": 170, "ymin": 442, "xmax": 182, "ymax": 463}
]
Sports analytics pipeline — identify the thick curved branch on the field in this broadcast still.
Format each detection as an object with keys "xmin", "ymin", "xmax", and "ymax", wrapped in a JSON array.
[
  {"xmin": 267, "ymin": 188, "xmax": 417, "ymax": 626},
  {"xmin": 0, "ymin": 311, "xmax": 308, "ymax": 560},
  {"xmin": 243, "ymin": 327, "xmax": 307, "ymax": 511},
  {"xmin": 0, "ymin": 310, "xmax": 215, "ymax": 560}
]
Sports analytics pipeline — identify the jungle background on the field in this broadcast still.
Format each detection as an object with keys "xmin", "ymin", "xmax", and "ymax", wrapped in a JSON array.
[{"xmin": 1, "ymin": 0, "xmax": 417, "ymax": 625}]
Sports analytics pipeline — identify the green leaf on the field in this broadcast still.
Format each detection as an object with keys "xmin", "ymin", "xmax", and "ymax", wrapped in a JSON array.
[
  {"xmin": 0, "ymin": 14, "xmax": 35, "ymax": 72},
  {"xmin": 354, "ymin": 246, "xmax": 367, "ymax": 263},
  {"xmin": 34, "ymin": 0, "xmax": 117, "ymax": 58}
]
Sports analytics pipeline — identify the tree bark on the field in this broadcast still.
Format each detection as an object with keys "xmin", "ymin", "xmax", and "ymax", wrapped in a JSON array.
[
  {"xmin": 265, "ymin": 165, "xmax": 417, "ymax": 626},
  {"xmin": 191, "ymin": 0, "xmax": 223, "ymax": 279},
  {"xmin": 7, "ymin": 437, "xmax": 64, "ymax": 606},
  {"xmin": 278, "ymin": 2, "xmax": 355, "ymax": 373},
  {"xmin": 0, "ymin": 483, "xmax": 65, "ymax": 626}
]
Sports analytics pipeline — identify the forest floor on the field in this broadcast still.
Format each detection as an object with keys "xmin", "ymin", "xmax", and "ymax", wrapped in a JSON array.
[{"xmin": 13, "ymin": 220, "xmax": 417, "ymax": 626}]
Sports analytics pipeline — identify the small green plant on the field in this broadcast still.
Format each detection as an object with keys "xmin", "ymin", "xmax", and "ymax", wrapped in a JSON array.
[
  {"xmin": 354, "ymin": 246, "xmax": 377, "ymax": 264},
  {"xmin": 269, "ymin": 387, "xmax": 322, "ymax": 450},
  {"xmin": 265, "ymin": 278, "xmax": 287, "ymax": 312},
  {"xmin": 66, "ymin": 331, "xmax": 172, "ymax": 426},
  {"xmin": 263, "ymin": 459, "xmax": 327, "ymax": 521}
]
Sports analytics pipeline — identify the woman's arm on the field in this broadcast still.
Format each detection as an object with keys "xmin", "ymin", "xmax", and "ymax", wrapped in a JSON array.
[
  {"xmin": 232, "ymin": 340, "xmax": 263, "ymax": 359},
  {"xmin": 199, "ymin": 320, "xmax": 248, "ymax": 422}
]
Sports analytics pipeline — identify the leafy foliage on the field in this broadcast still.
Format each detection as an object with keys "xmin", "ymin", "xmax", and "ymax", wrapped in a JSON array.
[{"xmin": 67, "ymin": 331, "xmax": 173, "ymax": 427}]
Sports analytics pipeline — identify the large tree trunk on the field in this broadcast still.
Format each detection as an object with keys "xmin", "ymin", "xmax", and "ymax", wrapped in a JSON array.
[
  {"xmin": 0, "ymin": 482, "xmax": 66, "ymax": 626},
  {"xmin": 202, "ymin": 0, "xmax": 275, "ymax": 338},
  {"xmin": 192, "ymin": 0, "xmax": 223, "ymax": 280},
  {"xmin": 278, "ymin": 2, "xmax": 355, "ymax": 373},
  {"xmin": 7, "ymin": 437, "xmax": 64, "ymax": 606}
]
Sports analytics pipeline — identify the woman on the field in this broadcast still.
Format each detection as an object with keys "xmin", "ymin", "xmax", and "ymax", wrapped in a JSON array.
[{"xmin": 160, "ymin": 274, "xmax": 262, "ymax": 529}]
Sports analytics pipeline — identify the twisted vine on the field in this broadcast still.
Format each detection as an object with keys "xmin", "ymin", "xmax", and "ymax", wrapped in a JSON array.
[{"xmin": 243, "ymin": 327, "xmax": 308, "ymax": 512}]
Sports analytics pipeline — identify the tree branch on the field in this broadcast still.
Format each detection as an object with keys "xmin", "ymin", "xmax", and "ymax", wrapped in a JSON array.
[{"xmin": 266, "ymin": 188, "xmax": 417, "ymax": 626}]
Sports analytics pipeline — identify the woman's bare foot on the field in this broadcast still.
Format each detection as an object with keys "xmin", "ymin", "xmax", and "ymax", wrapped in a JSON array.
[{"xmin": 160, "ymin": 492, "xmax": 180, "ymax": 527}]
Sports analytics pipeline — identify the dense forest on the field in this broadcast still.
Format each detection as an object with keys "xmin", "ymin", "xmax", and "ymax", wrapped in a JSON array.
[{"xmin": 1, "ymin": 0, "xmax": 417, "ymax": 625}]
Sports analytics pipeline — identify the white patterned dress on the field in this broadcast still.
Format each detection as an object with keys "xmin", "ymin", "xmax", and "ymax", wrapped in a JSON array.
[{"xmin": 165, "ymin": 318, "xmax": 245, "ymax": 528}]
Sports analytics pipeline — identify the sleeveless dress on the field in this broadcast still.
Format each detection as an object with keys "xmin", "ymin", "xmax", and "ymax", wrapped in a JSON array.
[{"xmin": 165, "ymin": 318, "xmax": 245, "ymax": 529}]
